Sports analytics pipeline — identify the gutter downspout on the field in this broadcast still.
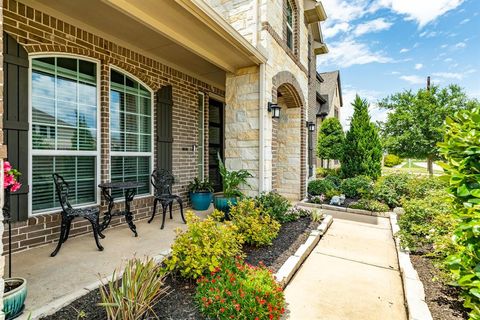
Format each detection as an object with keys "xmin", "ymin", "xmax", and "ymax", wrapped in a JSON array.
[{"xmin": 259, "ymin": 62, "xmax": 265, "ymax": 193}]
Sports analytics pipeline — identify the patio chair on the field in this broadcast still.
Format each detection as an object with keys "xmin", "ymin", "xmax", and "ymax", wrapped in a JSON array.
[
  {"xmin": 51, "ymin": 173, "xmax": 104, "ymax": 257},
  {"xmin": 149, "ymin": 169, "xmax": 185, "ymax": 229}
]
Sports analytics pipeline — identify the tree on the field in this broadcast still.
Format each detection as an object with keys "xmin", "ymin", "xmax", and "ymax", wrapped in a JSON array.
[
  {"xmin": 380, "ymin": 84, "xmax": 478, "ymax": 175},
  {"xmin": 341, "ymin": 95, "xmax": 382, "ymax": 179},
  {"xmin": 316, "ymin": 117, "xmax": 344, "ymax": 168}
]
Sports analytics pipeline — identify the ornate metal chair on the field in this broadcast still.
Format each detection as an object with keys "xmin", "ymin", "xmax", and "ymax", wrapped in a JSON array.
[
  {"xmin": 149, "ymin": 169, "xmax": 185, "ymax": 229},
  {"xmin": 51, "ymin": 173, "xmax": 104, "ymax": 257}
]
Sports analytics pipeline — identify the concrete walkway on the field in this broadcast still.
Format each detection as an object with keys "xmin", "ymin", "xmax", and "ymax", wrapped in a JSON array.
[{"xmin": 284, "ymin": 210, "xmax": 407, "ymax": 320}]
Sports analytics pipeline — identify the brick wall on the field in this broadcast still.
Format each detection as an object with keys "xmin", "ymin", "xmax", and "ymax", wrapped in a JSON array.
[{"xmin": 1, "ymin": 0, "xmax": 225, "ymax": 254}]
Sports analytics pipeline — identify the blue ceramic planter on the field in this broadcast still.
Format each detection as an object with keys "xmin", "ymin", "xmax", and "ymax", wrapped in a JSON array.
[
  {"xmin": 3, "ymin": 277, "xmax": 27, "ymax": 320},
  {"xmin": 213, "ymin": 196, "xmax": 237, "ymax": 216},
  {"xmin": 190, "ymin": 192, "xmax": 213, "ymax": 211}
]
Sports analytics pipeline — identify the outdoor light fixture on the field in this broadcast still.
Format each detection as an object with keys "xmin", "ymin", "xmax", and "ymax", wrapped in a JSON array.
[
  {"xmin": 306, "ymin": 121, "xmax": 316, "ymax": 132},
  {"xmin": 268, "ymin": 102, "xmax": 281, "ymax": 119}
]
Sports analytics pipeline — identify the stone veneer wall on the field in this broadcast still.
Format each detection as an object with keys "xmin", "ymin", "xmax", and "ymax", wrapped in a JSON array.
[
  {"xmin": 224, "ymin": 66, "xmax": 260, "ymax": 196},
  {"xmin": 1, "ymin": 0, "xmax": 224, "ymax": 253}
]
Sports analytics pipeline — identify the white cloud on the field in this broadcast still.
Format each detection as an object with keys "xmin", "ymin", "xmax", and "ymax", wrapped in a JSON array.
[
  {"xmin": 441, "ymin": 44, "xmax": 448, "ymax": 48},
  {"xmin": 455, "ymin": 42, "xmax": 467, "ymax": 48},
  {"xmin": 318, "ymin": 39, "xmax": 392, "ymax": 68},
  {"xmin": 432, "ymin": 72, "xmax": 463, "ymax": 80},
  {"xmin": 378, "ymin": 0, "xmax": 464, "ymax": 28},
  {"xmin": 444, "ymin": 58, "xmax": 453, "ymax": 63},
  {"xmin": 432, "ymin": 70, "xmax": 476, "ymax": 81},
  {"xmin": 400, "ymin": 75, "xmax": 425, "ymax": 84},
  {"xmin": 323, "ymin": 22, "xmax": 350, "ymax": 39},
  {"xmin": 460, "ymin": 18, "xmax": 470, "ymax": 24},
  {"xmin": 353, "ymin": 18, "xmax": 393, "ymax": 36},
  {"xmin": 399, "ymin": 48, "xmax": 410, "ymax": 53},
  {"xmin": 391, "ymin": 71, "xmax": 401, "ymax": 75},
  {"xmin": 415, "ymin": 63, "xmax": 423, "ymax": 70}
]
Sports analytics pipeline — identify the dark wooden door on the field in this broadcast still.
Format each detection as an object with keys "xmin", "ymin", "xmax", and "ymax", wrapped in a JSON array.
[
  {"xmin": 156, "ymin": 85, "xmax": 173, "ymax": 172},
  {"xmin": 208, "ymin": 98, "xmax": 224, "ymax": 192},
  {"xmin": 3, "ymin": 32, "xmax": 29, "ymax": 222}
]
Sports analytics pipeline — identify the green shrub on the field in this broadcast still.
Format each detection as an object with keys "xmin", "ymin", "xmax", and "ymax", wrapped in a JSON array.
[
  {"xmin": 384, "ymin": 154, "xmax": 402, "ymax": 167},
  {"xmin": 349, "ymin": 199, "xmax": 389, "ymax": 212},
  {"xmin": 439, "ymin": 107, "xmax": 480, "ymax": 318},
  {"xmin": 325, "ymin": 188, "xmax": 342, "ymax": 201},
  {"xmin": 195, "ymin": 257, "xmax": 285, "ymax": 320},
  {"xmin": 340, "ymin": 175, "xmax": 373, "ymax": 198},
  {"xmin": 308, "ymin": 179, "xmax": 337, "ymax": 196},
  {"xmin": 372, "ymin": 173, "xmax": 412, "ymax": 207},
  {"xmin": 324, "ymin": 175, "xmax": 342, "ymax": 188},
  {"xmin": 165, "ymin": 211, "xmax": 243, "ymax": 279},
  {"xmin": 316, "ymin": 167, "xmax": 340, "ymax": 178},
  {"xmin": 255, "ymin": 192, "xmax": 292, "ymax": 223},
  {"xmin": 230, "ymin": 199, "xmax": 281, "ymax": 246},
  {"xmin": 407, "ymin": 176, "xmax": 447, "ymax": 199},
  {"xmin": 397, "ymin": 190, "xmax": 456, "ymax": 255},
  {"xmin": 99, "ymin": 257, "xmax": 167, "ymax": 320}
]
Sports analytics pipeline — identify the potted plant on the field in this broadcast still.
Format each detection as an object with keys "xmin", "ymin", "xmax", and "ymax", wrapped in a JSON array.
[
  {"xmin": 2, "ymin": 161, "xmax": 27, "ymax": 320},
  {"xmin": 214, "ymin": 155, "xmax": 252, "ymax": 215},
  {"xmin": 188, "ymin": 178, "xmax": 214, "ymax": 211}
]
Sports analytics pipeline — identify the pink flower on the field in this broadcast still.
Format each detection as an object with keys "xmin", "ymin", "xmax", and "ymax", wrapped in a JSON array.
[
  {"xmin": 3, "ymin": 161, "xmax": 11, "ymax": 172},
  {"xmin": 11, "ymin": 182, "xmax": 21, "ymax": 192},
  {"xmin": 4, "ymin": 174, "xmax": 14, "ymax": 187}
]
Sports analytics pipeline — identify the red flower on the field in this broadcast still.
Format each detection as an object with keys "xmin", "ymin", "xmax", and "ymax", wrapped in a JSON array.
[{"xmin": 220, "ymin": 308, "xmax": 225, "ymax": 313}]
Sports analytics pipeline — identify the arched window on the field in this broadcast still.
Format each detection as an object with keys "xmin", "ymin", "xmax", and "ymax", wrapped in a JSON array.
[
  {"xmin": 109, "ymin": 68, "xmax": 153, "ymax": 197},
  {"xmin": 286, "ymin": 0, "xmax": 294, "ymax": 50},
  {"xmin": 31, "ymin": 56, "xmax": 99, "ymax": 213}
]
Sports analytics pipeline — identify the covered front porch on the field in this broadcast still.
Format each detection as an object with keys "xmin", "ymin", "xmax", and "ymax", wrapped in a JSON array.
[{"xmin": 6, "ymin": 209, "xmax": 210, "ymax": 319}]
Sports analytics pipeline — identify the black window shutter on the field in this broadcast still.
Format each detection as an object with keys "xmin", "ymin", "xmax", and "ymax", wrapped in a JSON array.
[
  {"xmin": 156, "ymin": 85, "xmax": 173, "ymax": 172},
  {"xmin": 3, "ymin": 32, "xmax": 29, "ymax": 222}
]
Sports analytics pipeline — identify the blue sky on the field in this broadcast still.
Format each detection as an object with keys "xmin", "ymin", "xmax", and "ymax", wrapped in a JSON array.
[{"xmin": 317, "ymin": 0, "xmax": 480, "ymax": 128}]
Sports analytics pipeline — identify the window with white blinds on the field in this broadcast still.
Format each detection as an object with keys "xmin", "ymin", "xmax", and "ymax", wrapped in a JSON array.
[
  {"xmin": 110, "ymin": 69, "xmax": 152, "ymax": 197},
  {"xmin": 31, "ymin": 57, "xmax": 99, "ymax": 213}
]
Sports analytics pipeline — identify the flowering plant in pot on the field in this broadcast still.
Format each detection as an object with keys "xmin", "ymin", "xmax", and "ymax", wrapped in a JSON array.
[
  {"xmin": 3, "ymin": 161, "xmax": 27, "ymax": 320},
  {"xmin": 214, "ymin": 155, "xmax": 252, "ymax": 216},
  {"xmin": 188, "ymin": 178, "xmax": 214, "ymax": 211}
]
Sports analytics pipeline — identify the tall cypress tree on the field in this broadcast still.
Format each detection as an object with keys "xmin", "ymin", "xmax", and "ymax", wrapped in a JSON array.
[{"xmin": 341, "ymin": 95, "xmax": 382, "ymax": 179}]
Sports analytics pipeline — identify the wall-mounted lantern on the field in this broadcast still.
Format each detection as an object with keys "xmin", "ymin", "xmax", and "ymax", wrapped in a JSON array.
[
  {"xmin": 306, "ymin": 121, "xmax": 316, "ymax": 132},
  {"xmin": 268, "ymin": 102, "xmax": 281, "ymax": 119}
]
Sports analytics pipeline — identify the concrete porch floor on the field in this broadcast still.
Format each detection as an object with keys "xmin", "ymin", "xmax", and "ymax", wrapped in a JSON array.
[{"xmin": 5, "ymin": 208, "xmax": 211, "ymax": 319}]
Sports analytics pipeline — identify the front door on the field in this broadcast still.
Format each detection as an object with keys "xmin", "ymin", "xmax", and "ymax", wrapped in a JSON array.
[{"xmin": 208, "ymin": 98, "xmax": 224, "ymax": 192}]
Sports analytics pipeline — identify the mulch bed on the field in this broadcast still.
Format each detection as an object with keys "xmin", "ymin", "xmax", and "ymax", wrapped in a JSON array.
[
  {"xmin": 410, "ymin": 254, "xmax": 468, "ymax": 320},
  {"xmin": 41, "ymin": 217, "xmax": 319, "ymax": 320}
]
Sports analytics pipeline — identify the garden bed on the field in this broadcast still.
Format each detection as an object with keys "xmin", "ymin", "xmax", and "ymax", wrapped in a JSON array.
[
  {"xmin": 40, "ymin": 217, "xmax": 319, "ymax": 320},
  {"xmin": 410, "ymin": 254, "xmax": 468, "ymax": 320}
]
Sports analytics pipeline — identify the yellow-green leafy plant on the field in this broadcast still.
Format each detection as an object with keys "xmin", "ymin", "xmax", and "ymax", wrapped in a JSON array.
[
  {"xmin": 98, "ymin": 257, "xmax": 166, "ymax": 320},
  {"xmin": 230, "ymin": 199, "xmax": 281, "ymax": 246},
  {"xmin": 164, "ymin": 211, "xmax": 244, "ymax": 279}
]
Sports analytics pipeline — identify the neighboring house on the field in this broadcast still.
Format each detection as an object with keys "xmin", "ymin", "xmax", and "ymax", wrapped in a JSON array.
[
  {"xmin": 0, "ymin": 0, "xmax": 328, "ymax": 284},
  {"xmin": 308, "ymin": 70, "xmax": 343, "ymax": 172}
]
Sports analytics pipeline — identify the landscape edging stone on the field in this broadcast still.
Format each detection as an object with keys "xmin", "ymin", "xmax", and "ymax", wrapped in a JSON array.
[{"xmin": 390, "ymin": 213, "xmax": 433, "ymax": 320}]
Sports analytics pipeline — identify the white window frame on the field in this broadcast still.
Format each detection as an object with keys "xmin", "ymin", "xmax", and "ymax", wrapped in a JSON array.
[
  {"xmin": 28, "ymin": 54, "xmax": 102, "ymax": 216},
  {"xmin": 197, "ymin": 92, "xmax": 205, "ymax": 181},
  {"xmin": 108, "ymin": 66, "xmax": 155, "ymax": 200}
]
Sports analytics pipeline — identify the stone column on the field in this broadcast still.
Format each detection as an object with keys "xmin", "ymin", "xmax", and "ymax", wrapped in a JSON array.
[{"xmin": 224, "ymin": 66, "xmax": 260, "ymax": 197}]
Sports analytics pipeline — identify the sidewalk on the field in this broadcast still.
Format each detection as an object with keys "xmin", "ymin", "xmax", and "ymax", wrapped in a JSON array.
[{"xmin": 284, "ymin": 210, "xmax": 407, "ymax": 320}]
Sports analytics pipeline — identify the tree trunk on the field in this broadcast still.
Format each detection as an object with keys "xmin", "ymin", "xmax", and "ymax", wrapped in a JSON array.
[
  {"xmin": 326, "ymin": 160, "xmax": 330, "ymax": 169},
  {"xmin": 427, "ymin": 156, "xmax": 433, "ymax": 176}
]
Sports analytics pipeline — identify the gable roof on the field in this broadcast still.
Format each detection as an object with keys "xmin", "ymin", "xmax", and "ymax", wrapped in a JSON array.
[{"xmin": 318, "ymin": 70, "xmax": 343, "ymax": 108}]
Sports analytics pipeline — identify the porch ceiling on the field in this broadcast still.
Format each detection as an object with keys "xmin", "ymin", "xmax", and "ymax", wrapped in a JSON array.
[{"xmin": 27, "ymin": 0, "xmax": 265, "ymax": 88}]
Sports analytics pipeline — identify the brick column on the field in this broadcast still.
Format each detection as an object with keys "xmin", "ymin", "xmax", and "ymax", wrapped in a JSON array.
[{"xmin": 99, "ymin": 63, "xmax": 110, "ymax": 211}]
